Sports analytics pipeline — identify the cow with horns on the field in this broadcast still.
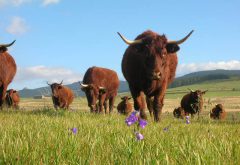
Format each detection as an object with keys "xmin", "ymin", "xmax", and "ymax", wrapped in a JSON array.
[
  {"xmin": 118, "ymin": 30, "xmax": 193, "ymax": 122},
  {"xmin": 0, "ymin": 40, "xmax": 17, "ymax": 108},
  {"xmin": 181, "ymin": 89, "xmax": 208, "ymax": 117},
  {"xmin": 5, "ymin": 89, "xmax": 20, "ymax": 109},
  {"xmin": 47, "ymin": 81, "xmax": 74, "ymax": 110},
  {"xmin": 80, "ymin": 66, "xmax": 119, "ymax": 113}
]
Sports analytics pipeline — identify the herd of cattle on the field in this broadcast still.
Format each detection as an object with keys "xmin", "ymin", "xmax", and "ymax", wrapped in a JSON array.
[{"xmin": 0, "ymin": 30, "xmax": 227, "ymax": 122}]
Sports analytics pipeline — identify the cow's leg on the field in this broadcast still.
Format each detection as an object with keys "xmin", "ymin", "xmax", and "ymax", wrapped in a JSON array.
[
  {"xmin": 98, "ymin": 95, "xmax": 106, "ymax": 114},
  {"xmin": 130, "ymin": 86, "xmax": 147, "ymax": 119},
  {"xmin": 0, "ymin": 83, "xmax": 7, "ymax": 109},
  {"xmin": 109, "ymin": 97, "xmax": 115, "ymax": 114},
  {"xmin": 146, "ymin": 96, "xmax": 153, "ymax": 118},
  {"xmin": 153, "ymin": 80, "xmax": 168, "ymax": 122},
  {"xmin": 104, "ymin": 99, "xmax": 108, "ymax": 114}
]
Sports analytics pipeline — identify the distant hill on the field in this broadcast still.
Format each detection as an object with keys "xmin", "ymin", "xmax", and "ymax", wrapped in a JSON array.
[
  {"xmin": 18, "ymin": 69, "xmax": 240, "ymax": 98},
  {"xmin": 18, "ymin": 81, "xmax": 129, "ymax": 98}
]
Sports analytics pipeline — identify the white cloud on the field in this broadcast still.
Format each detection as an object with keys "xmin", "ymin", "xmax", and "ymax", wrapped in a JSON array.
[
  {"xmin": 177, "ymin": 60, "xmax": 240, "ymax": 76},
  {"xmin": 6, "ymin": 16, "xmax": 29, "ymax": 35},
  {"xmin": 0, "ymin": 0, "xmax": 60, "ymax": 7},
  {"xmin": 42, "ymin": 0, "xmax": 60, "ymax": 6},
  {"xmin": 0, "ymin": 0, "xmax": 31, "ymax": 7},
  {"xmin": 11, "ymin": 65, "xmax": 83, "ymax": 89}
]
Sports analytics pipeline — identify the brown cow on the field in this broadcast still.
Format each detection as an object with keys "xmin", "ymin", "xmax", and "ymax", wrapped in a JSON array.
[
  {"xmin": 118, "ymin": 30, "xmax": 193, "ymax": 122},
  {"xmin": 173, "ymin": 107, "xmax": 185, "ymax": 119},
  {"xmin": 117, "ymin": 96, "xmax": 133, "ymax": 115},
  {"xmin": 47, "ymin": 81, "xmax": 74, "ymax": 110},
  {"xmin": 80, "ymin": 66, "xmax": 119, "ymax": 113},
  {"xmin": 0, "ymin": 40, "xmax": 17, "ymax": 108},
  {"xmin": 210, "ymin": 104, "xmax": 227, "ymax": 120},
  {"xmin": 181, "ymin": 89, "xmax": 207, "ymax": 117},
  {"xmin": 5, "ymin": 89, "xmax": 20, "ymax": 109}
]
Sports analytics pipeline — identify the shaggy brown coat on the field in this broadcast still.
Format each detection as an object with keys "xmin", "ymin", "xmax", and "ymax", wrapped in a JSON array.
[
  {"xmin": 5, "ymin": 89, "xmax": 20, "ymax": 109},
  {"xmin": 81, "ymin": 66, "xmax": 119, "ymax": 113},
  {"xmin": 181, "ymin": 90, "xmax": 207, "ymax": 117},
  {"xmin": 49, "ymin": 82, "xmax": 74, "ymax": 110},
  {"xmin": 173, "ymin": 107, "xmax": 185, "ymax": 119},
  {"xmin": 0, "ymin": 41, "xmax": 17, "ymax": 108},
  {"xmin": 117, "ymin": 96, "xmax": 133, "ymax": 115},
  {"xmin": 119, "ymin": 30, "xmax": 193, "ymax": 121},
  {"xmin": 210, "ymin": 104, "xmax": 227, "ymax": 120}
]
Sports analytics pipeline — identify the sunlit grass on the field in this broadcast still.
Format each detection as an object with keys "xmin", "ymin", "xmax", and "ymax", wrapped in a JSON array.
[{"xmin": 0, "ymin": 108, "xmax": 239, "ymax": 164}]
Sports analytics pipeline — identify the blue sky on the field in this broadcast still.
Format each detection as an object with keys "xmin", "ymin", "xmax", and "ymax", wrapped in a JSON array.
[{"xmin": 1, "ymin": 0, "xmax": 240, "ymax": 90}]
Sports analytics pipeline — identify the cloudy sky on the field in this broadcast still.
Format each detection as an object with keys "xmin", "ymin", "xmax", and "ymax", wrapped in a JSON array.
[{"xmin": 1, "ymin": 0, "xmax": 240, "ymax": 90}]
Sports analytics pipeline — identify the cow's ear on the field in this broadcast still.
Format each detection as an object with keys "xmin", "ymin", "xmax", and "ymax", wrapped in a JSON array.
[
  {"xmin": 13, "ymin": 90, "xmax": 17, "ymax": 93},
  {"xmin": 166, "ymin": 44, "xmax": 180, "ymax": 53},
  {"xmin": 202, "ymin": 90, "xmax": 208, "ymax": 94},
  {"xmin": 121, "ymin": 97, "xmax": 124, "ymax": 100},
  {"xmin": 58, "ymin": 86, "xmax": 62, "ymax": 89},
  {"xmin": 128, "ymin": 97, "xmax": 132, "ymax": 100},
  {"xmin": 81, "ymin": 87, "xmax": 86, "ymax": 91}
]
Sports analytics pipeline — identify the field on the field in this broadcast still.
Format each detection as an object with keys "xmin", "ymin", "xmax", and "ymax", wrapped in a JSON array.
[{"xmin": 0, "ymin": 80, "xmax": 240, "ymax": 164}]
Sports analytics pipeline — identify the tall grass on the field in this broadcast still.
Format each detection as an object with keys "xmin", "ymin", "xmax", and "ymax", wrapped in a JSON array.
[{"xmin": 0, "ymin": 109, "xmax": 239, "ymax": 164}]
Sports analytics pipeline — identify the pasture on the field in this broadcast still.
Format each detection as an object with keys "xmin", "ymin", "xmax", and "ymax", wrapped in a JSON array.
[{"xmin": 0, "ymin": 82, "xmax": 240, "ymax": 164}]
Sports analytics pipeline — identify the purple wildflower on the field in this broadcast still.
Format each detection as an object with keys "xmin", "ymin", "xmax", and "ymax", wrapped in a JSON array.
[
  {"xmin": 186, "ymin": 116, "xmax": 190, "ymax": 124},
  {"xmin": 71, "ymin": 128, "xmax": 78, "ymax": 134},
  {"xmin": 186, "ymin": 120, "xmax": 190, "ymax": 124},
  {"xmin": 135, "ymin": 132, "xmax": 144, "ymax": 140},
  {"xmin": 125, "ymin": 111, "xmax": 138, "ymax": 126},
  {"xmin": 139, "ymin": 119, "xmax": 147, "ymax": 128}
]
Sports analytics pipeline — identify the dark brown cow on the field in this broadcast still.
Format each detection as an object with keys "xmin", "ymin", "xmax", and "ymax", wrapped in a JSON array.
[
  {"xmin": 80, "ymin": 66, "xmax": 119, "ymax": 113},
  {"xmin": 173, "ymin": 107, "xmax": 185, "ymax": 119},
  {"xmin": 47, "ymin": 81, "xmax": 74, "ymax": 110},
  {"xmin": 117, "ymin": 96, "xmax": 133, "ymax": 115},
  {"xmin": 5, "ymin": 89, "xmax": 20, "ymax": 109},
  {"xmin": 0, "ymin": 40, "xmax": 17, "ymax": 108},
  {"xmin": 210, "ymin": 104, "xmax": 227, "ymax": 120},
  {"xmin": 181, "ymin": 89, "xmax": 207, "ymax": 117},
  {"xmin": 118, "ymin": 30, "xmax": 193, "ymax": 121}
]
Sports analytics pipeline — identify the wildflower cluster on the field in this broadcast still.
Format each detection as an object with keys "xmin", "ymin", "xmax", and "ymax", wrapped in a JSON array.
[
  {"xmin": 125, "ymin": 111, "xmax": 147, "ymax": 140},
  {"xmin": 186, "ymin": 116, "xmax": 190, "ymax": 124}
]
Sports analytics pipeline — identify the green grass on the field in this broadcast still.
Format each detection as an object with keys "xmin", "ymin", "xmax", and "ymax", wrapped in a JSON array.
[{"xmin": 0, "ymin": 109, "xmax": 239, "ymax": 164}]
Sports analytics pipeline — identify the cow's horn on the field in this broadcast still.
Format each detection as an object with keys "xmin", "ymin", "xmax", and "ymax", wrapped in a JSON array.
[
  {"xmin": 117, "ymin": 32, "xmax": 143, "ymax": 45},
  {"xmin": 0, "ymin": 40, "xmax": 16, "ymax": 47},
  {"xmin": 80, "ymin": 83, "xmax": 89, "ymax": 87},
  {"xmin": 60, "ymin": 80, "xmax": 63, "ymax": 85},
  {"xmin": 99, "ymin": 86, "xmax": 106, "ymax": 90},
  {"xmin": 167, "ymin": 30, "xmax": 194, "ymax": 45},
  {"xmin": 187, "ymin": 88, "xmax": 194, "ymax": 92}
]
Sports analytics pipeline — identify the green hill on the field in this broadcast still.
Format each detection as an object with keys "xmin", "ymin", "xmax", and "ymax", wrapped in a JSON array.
[{"xmin": 18, "ymin": 69, "xmax": 240, "ymax": 98}]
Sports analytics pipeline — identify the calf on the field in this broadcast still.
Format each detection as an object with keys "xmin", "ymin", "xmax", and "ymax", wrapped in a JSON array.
[
  {"xmin": 210, "ymin": 104, "xmax": 227, "ymax": 120},
  {"xmin": 117, "ymin": 96, "xmax": 133, "ymax": 115},
  {"xmin": 48, "ymin": 81, "xmax": 74, "ymax": 110},
  {"xmin": 5, "ymin": 89, "xmax": 20, "ymax": 109},
  {"xmin": 173, "ymin": 107, "xmax": 185, "ymax": 119}
]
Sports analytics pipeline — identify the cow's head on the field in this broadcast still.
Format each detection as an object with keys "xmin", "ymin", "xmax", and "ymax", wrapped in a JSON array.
[
  {"xmin": 0, "ymin": 40, "xmax": 16, "ymax": 53},
  {"xmin": 188, "ymin": 89, "xmax": 208, "ymax": 102},
  {"xmin": 118, "ymin": 31, "xmax": 193, "ymax": 80},
  {"xmin": 80, "ymin": 82, "xmax": 106, "ymax": 111},
  {"xmin": 47, "ymin": 81, "xmax": 63, "ymax": 97},
  {"xmin": 121, "ymin": 96, "xmax": 131, "ymax": 105}
]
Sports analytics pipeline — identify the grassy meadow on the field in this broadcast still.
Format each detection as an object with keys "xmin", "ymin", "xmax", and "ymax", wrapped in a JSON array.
[{"xmin": 0, "ymin": 80, "xmax": 240, "ymax": 164}]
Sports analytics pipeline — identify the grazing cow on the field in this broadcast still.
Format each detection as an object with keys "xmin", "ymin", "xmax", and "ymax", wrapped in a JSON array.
[
  {"xmin": 81, "ymin": 66, "xmax": 119, "ymax": 113},
  {"xmin": 173, "ymin": 107, "xmax": 185, "ymax": 119},
  {"xmin": 0, "ymin": 40, "xmax": 17, "ymax": 108},
  {"xmin": 5, "ymin": 89, "xmax": 20, "ymax": 109},
  {"xmin": 118, "ymin": 30, "xmax": 193, "ymax": 121},
  {"xmin": 47, "ymin": 81, "xmax": 74, "ymax": 110},
  {"xmin": 117, "ymin": 96, "xmax": 133, "ymax": 115},
  {"xmin": 210, "ymin": 104, "xmax": 227, "ymax": 120},
  {"xmin": 181, "ymin": 89, "xmax": 207, "ymax": 117}
]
